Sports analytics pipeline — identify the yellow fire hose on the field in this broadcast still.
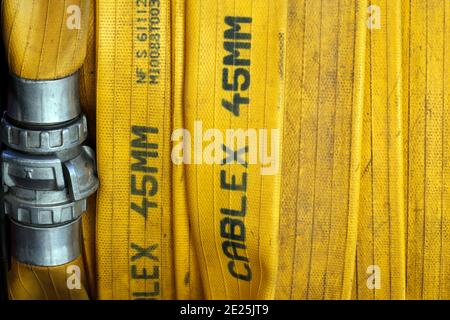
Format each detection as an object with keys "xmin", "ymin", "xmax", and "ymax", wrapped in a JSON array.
[
  {"xmin": 2, "ymin": 0, "xmax": 94, "ymax": 300},
  {"xmin": 171, "ymin": 0, "xmax": 204, "ymax": 300},
  {"xmin": 7, "ymin": 257, "xmax": 88, "ymax": 300},
  {"xmin": 356, "ymin": 0, "xmax": 405, "ymax": 299},
  {"xmin": 96, "ymin": 0, "xmax": 201, "ymax": 299},
  {"xmin": 183, "ymin": 0, "xmax": 286, "ymax": 299},
  {"xmin": 2, "ymin": 0, "xmax": 89, "ymax": 79},
  {"xmin": 404, "ymin": 0, "xmax": 450, "ymax": 300},
  {"xmin": 277, "ymin": 0, "xmax": 367, "ymax": 300},
  {"xmin": 2, "ymin": 0, "xmax": 450, "ymax": 300}
]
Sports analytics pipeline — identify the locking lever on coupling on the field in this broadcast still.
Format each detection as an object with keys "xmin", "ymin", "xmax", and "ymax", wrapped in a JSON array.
[{"xmin": 1, "ymin": 72, "xmax": 98, "ymax": 266}]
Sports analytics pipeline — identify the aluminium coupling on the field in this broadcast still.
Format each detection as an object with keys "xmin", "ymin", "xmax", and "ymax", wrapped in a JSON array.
[{"xmin": 1, "ymin": 72, "xmax": 99, "ymax": 266}]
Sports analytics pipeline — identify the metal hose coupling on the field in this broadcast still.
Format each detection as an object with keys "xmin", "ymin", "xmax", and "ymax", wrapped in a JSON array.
[{"xmin": 1, "ymin": 72, "xmax": 98, "ymax": 266}]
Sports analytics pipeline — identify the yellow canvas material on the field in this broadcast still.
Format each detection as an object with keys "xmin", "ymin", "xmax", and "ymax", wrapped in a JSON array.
[
  {"xmin": 276, "ymin": 0, "xmax": 367, "ymax": 300},
  {"xmin": 171, "ymin": 0, "xmax": 204, "ymax": 300},
  {"xmin": 96, "ymin": 0, "xmax": 200, "ymax": 299},
  {"xmin": 355, "ymin": 0, "xmax": 406, "ymax": 300},
  {"xmin": 7, "ymin": 257, "xmax": 88, "ymax": 300},
  {"xmin": 2, "ymin": 0, "xmax": 90, "ymax": 80},
  {"xmin": 182, "ymin": 0, "xmax": 286, "ymax": 299},
  {"xmin": 404, "ymin": 0, "xmax": 450, "ymax": 300}
]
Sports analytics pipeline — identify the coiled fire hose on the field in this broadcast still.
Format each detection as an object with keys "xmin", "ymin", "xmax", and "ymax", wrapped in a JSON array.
[{"xmin": 1, "ymin": 0, "xmax": 98, "ymax": 299}]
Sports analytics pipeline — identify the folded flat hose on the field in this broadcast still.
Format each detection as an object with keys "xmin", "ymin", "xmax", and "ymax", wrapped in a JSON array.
[
  {"xmin": 171, "ymin": 0, "xmax": 204, "ymax": 300},
  {"xmin": 3, "ymin": 0, "xmax": 449, "ymax": 301},
  {"xmin": 405, "ymin": 0, "xmax": 450, "ymax": 300},
  {"xmin": 1, "ymin": 0, "xmax": 98, "ymax": 299},
  {"xmin": 184, "ymin": 0, "xmax": 287, "ymax": 299},
  {"xmin": 96, "ymin": 0, "xmax": 200, "ymax": 299},
  {"xmin": 277, "ymin": 0, "xmax": 367, "ymax": 299},
  {"xmin": 356, "ymin": 0, "xmax": 405, "ymax": 300}
]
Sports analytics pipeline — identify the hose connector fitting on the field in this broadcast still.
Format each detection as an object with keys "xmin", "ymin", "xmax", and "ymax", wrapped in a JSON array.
[{"xmin": 1, "ymin": 72, "xmax": 98, "ymax": 266}]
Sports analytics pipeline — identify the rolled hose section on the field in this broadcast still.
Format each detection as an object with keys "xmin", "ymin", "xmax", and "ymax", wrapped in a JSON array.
[
  {"xmin": 1, "ymin": 0, "xmax": 96, "ymax": 299},
  {"xmin": 7, "ymin": 256, "xmax": 88, "ymax": 300},
  {"xmin": 2, "ymin": 0, "xmax": 89, "ymax": 80}
]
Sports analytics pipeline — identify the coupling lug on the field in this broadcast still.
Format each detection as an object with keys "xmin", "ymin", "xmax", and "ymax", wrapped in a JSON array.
[
  {"xmin": 1, "ymin": 114, "xmax": 88, "ymax": 154},
  {"xmin": 1, "ymin": 72, "xmax": 98, "ymax": 266}
]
